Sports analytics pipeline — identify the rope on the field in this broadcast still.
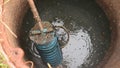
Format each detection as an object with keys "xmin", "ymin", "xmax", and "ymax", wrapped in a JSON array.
[
  {"xmin": 54, "ymin": 26, "xmax": 70, "ymax": 48},
  {"xmin": 25, "ymin": 61, "xmax": 34, "ymax": 68},
  {"xmin": 47, "ymin": 63, "xmax": 52, "ymax": 68},
  {"xmin": 0, "ymin": 0, "xmax": 17, "ymax": 38}
]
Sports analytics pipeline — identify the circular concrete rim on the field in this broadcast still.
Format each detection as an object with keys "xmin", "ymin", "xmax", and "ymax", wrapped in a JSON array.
[
  {"xmin": 0, "ymin": 0, "xmax": 120, "ymax": 68},
  {"xmin": 97, "ymin": 0, "xmax": 120, "ymax": 68}
]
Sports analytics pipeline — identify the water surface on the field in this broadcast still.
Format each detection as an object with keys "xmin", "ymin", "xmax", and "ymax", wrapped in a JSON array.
[{"xmin": 20, "ymin": 0, "xmax": 111, "ymax": 68}]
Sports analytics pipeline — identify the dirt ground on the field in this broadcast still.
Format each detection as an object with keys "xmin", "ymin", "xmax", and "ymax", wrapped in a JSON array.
[{"xmin": 0, "ymin": 0, "xmax": 33, "ymax": 68}]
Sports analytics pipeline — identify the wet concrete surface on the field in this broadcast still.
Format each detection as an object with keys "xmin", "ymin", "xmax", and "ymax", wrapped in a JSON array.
[{"xmin": 20, "ymin": 0, "xmax": 111, "ymax": 68}]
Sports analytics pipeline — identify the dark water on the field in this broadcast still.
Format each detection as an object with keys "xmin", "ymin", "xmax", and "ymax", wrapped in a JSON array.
[{"xmin": 20, "ymin": 0, "xmax": 111, "ymax": 68}]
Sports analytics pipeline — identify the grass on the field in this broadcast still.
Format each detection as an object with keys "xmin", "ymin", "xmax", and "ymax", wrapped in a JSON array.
[{"xmin": 0, "ymin": 51, "xmax": 10, "ymax": 68}]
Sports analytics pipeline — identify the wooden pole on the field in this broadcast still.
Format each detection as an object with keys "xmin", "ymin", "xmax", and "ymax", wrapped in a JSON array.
[{"xmin": 27, "ymin": 0, "xmax": 43, "ymax": 31}]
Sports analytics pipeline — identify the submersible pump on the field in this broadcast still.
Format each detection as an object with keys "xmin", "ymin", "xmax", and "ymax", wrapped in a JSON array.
[
  {"xmin": 27, "ymin": 0, "xmax": 68, "ymax": 67},
  {"xmin": 29, "ymin": 21, "xmax": 63, "ymax": 67}
]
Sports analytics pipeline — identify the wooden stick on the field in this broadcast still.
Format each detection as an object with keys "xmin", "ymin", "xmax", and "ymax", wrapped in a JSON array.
[{"xmin": 27, "ymin": 0, "xmax": 43, "ymax": 31}]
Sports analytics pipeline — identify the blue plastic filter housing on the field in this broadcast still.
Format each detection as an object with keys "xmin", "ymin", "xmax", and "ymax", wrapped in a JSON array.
[{"xmin": 35, "ymin": 36, "xmax": 63, "ymax": 66}]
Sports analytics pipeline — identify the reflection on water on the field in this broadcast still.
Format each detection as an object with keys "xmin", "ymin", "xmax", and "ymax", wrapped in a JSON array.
[
  {"xmin": 21, "ymin": 0, "xmax": 111, "ymax": 68},
  {"xmin": 62, "ymin": 29, "xmax": 93, "ymax": 68},
  {"xmin": 51, "ymin": 18, "xmax": 93, "ymax": 67}
]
